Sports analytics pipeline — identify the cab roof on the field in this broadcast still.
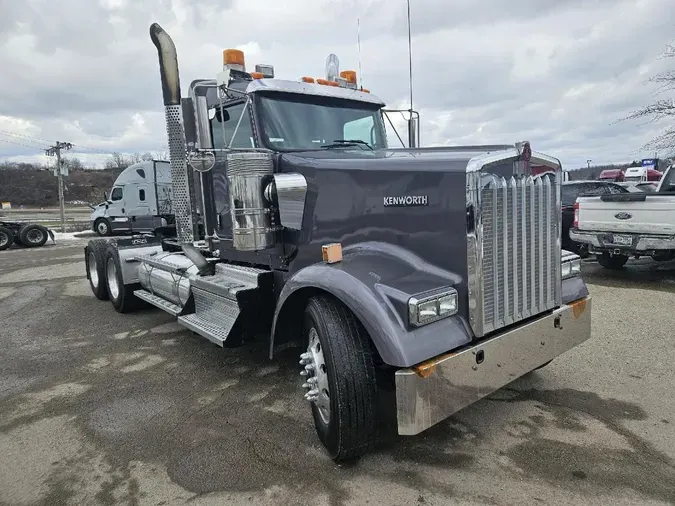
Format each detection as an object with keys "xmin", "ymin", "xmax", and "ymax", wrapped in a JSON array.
[{"xmin": 245, "ymin": 78, "xmax": 386, "ymax": 107}]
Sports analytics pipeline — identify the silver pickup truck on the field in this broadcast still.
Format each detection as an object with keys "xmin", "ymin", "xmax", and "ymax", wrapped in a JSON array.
[{"xmin": 570, "ymin": 164, "xmax": 675, "ymax": 268}]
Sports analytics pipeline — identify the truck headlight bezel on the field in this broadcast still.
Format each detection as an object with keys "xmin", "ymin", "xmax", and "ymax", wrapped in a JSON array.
[
  {"xmin": 561, "ymin": 252, "xmax": 582, "ymax": 279},
  {"xmin": 408, "ymin": 288, "xmax": 458, "ymax": 327}
]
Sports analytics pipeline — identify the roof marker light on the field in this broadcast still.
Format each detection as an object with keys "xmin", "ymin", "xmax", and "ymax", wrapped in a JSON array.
[
  {"xmin": 301, "ymin": 76, "xmax": 315, "ymax": 83},
  {"xmin": 316, "ymin": 78, "xmax": 339, "ymax": 87},
  {"xmin": 223, "ymin": 49, "xmax": 245, "ymax": 71},
  {"xmin": 340, "ymin": 70, "xmax": 357, "ymax": 85}
]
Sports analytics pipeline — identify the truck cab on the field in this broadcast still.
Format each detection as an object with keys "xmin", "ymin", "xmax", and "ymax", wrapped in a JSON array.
[
  {"xmin": 90, "ymin": 160, "xmax": 173, "ymax": 236},
  {"xmin": 623, "ymin": 166, "xmax": 662, "ymax": 183},
  {"xmin": 83, "ymin": 23, "xmax": 592, "ymax": 461}
]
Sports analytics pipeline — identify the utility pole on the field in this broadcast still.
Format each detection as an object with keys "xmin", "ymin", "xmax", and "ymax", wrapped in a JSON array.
[{"xmin": 45, "ymin": 141, "xmax": 73, "ymax": 232}]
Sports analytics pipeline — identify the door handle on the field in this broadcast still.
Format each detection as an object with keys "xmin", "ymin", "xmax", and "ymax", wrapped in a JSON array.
[{"xmin": 122, "ymin": 208, "xmax": 125, "ymax": 213}]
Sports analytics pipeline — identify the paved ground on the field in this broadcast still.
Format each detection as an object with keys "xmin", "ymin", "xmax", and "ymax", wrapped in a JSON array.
[{"xmin": 1, "ymin": 242, "xmax": 674, "ymax": 506}]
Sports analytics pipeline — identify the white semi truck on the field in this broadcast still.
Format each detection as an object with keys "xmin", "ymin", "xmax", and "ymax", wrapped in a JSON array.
[{"xmin": 90, "ymin": 160, "xmax": 174, "ymax": 236}]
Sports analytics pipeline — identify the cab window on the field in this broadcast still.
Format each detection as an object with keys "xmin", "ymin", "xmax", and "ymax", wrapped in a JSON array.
[
  {"xmin": 111, "ymin": 187, "xmax": 123, "ymax": 201},
  {"xmin": 210, "ymin": 102, "xmax": 255, "ymax": 149}
]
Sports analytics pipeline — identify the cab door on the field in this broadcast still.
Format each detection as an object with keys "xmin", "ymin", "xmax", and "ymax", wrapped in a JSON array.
[
  {"xmin": 128, "ymin": 184, "xmax": 156, "ymax": 232},
  {"xmin": 107, "ymin": 185, "xmax": 131, "ymax": 231}
]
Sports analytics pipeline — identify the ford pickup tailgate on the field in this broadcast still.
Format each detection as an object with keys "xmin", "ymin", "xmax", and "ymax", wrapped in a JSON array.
[{"xmin": 576, "ymin": 194, "xmax": 675, "ymax": 234}]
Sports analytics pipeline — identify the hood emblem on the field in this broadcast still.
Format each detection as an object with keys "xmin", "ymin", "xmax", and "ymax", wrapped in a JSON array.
[
  {"xmin": 384, "ymin": 195, "xmax": 429, "ymax": 207},
  {"xmin": 614, "ymin": 212, "xmax": 632, "ymax": 220}
]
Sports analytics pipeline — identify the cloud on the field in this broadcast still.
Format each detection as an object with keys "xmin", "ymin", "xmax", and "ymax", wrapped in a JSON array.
[{"xmin": 1, "ymin": 0, "xmax": 674, "ymax": 169}]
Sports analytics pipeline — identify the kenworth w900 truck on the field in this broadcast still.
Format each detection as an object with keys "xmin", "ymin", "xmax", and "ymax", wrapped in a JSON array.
[{"xmin": 83, "ymin": 23, "xmax": 592, "ymax": 461}]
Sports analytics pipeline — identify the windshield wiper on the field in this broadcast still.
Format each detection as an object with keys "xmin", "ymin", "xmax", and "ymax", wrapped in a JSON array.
[{"xmin": 321, "ymin": 139, "xmax": 373, "ymax": 150}]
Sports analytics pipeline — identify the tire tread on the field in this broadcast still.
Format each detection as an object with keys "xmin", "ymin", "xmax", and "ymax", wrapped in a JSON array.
[{"xmin": 307, "ymin": 295, "xmax": 378, "ymax": 461}]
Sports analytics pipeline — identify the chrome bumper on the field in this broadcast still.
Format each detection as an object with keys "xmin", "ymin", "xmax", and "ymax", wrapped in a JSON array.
[
  {"xmin": 570, "ymin": 229, "xmax": 675, "ymax": 251},
  {"xmin": 395, "ymin": 296, "xmax": 592, "ymax": 436}
]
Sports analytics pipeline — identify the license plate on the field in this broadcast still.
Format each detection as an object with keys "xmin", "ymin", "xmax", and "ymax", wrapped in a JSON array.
[{"xmin": 611, "ymin": 234, "xmax": 632, "ymax": 246}]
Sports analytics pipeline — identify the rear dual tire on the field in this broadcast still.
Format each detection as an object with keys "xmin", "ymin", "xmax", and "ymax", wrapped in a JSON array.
[
  {"xmin": 0, "ymin": 226, "xmax": 13, "ymax": 251},
  {"xmin": 104, "ymin": 243, "xmax": 145, "ymax": 313},
  {"xmin": 19, "ymin": 224, "xmax": 49, "ymax": 248},
  {"xmin": 85, "ymin": 239, "xmax": 110, "ymax": 300}
]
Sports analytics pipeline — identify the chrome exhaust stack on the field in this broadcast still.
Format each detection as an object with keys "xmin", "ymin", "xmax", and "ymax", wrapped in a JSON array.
[{"xmin": 150, "ymin": 23, "xmax": 198, "ymax": 243}]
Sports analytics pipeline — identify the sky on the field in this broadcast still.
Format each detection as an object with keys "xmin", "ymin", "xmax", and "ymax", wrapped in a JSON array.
[{"xmin": 1, "ymin": 0, "xmax": 674, "ymax": 170}]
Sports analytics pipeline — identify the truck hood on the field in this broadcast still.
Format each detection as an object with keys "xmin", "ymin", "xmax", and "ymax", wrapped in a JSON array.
[
  {"xmin": 278, "ymin": 146, "xmax": 504, "ymax": 174},
  {"xmin": 90, "ymin": 205, "xmax": 107, "ymax": 220}
]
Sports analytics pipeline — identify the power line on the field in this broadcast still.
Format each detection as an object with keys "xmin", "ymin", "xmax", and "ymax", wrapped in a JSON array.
[
  {"xmin": 0, "ymin": 137, "xmax": 48, "ymax": 151},
  {"xmin": 0, "ymin": 129, "xmax": 114, "ymax": 154},
  {"xmin": 0, "ymin": 130, "xmax": 54, "ymax": 147}
]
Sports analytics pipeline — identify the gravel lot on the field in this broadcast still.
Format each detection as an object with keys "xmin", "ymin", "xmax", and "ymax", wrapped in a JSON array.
[{"xmin": 1, "ymin": 241, "xmax": 674, "ymax": 506}]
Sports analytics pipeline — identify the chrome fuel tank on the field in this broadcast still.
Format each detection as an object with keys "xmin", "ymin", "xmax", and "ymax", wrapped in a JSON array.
[{"xmin": 137, "ymin": 252, "xmax": 198, "ymax": 307}]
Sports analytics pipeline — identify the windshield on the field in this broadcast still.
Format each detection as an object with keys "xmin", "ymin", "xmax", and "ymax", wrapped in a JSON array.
[{"xmin": 257, "ymin": 93, "xmax": 386, "ymax": 151}]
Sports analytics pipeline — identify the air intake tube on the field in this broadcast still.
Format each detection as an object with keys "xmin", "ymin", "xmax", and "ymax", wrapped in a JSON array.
[
  {"xmin": 149, "ymin": 22, "xmax": 181, "ymax": 107},
  {"xmin": 181, "ymin": 243, "xmax": 215, "ymax": 276}
]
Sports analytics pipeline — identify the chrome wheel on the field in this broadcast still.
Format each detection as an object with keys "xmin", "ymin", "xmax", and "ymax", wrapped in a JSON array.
[
  {"xmin": 0, "ymin": 233, "xmax": 8, "ymax": 248},
  {"xmin": 300, "ymin": 328, "xmax": 331, "ymax": 425},
  {"xmin": 88, "ymin": 251, "xmax": 99, "ymax": 289},
  {"xmin": 106, "ymin": 258, "xmax": 119, "ymax": 300},
  {"xmin": 97, "ymin": 221, "xmax": 109, "ymax": 235}
]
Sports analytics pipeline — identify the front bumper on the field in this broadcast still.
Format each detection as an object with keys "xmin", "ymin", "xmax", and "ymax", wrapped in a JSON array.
[
  {"xmin": 395, "ymin": 296, "xmax": 592, "ymax": 435},
  {"xmin": 569, "ymin": 229, "xmax": 675, "ymax": 252}
]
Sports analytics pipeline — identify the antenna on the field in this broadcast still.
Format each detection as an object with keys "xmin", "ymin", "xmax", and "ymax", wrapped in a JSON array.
[
  {"xmin": 406, "ymin": 0, "xmax": 417, "ymax": 147},
  {"xmin": 357, "ymin": 18, "xmax": 363, "ymax": 88},
  {"xmin": 406, "ymin": 0, "xmax": 413, "ymax": 115}
]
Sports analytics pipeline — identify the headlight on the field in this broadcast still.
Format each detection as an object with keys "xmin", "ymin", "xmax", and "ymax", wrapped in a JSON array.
[
  {"xmin": 408, "ymin": 288, "xmax": 458, "ymax": 327},
  {"xmin": 561, "ymin": 252, "xmax": 581, "ymax": 279}
]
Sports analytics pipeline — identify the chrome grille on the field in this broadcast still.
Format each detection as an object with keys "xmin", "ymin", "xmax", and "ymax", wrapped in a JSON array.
[{"xmin": 468, "ymin": 172, "xmax": 561, "ymax": 337}]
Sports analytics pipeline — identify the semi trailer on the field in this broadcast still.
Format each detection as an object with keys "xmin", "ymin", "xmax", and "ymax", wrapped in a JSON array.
[
  {"xmin": 83, "ymin": 23, "xmax": 593, "ymax": 461},
  {"xmin": 0, "ymin": 220, "xmax": 54, "ymax": 251}
]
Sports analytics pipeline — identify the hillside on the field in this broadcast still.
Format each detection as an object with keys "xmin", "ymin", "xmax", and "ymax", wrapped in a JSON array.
[{"xmin": 0, "ymin": 163, "xmax": 122, "ymax": 207}]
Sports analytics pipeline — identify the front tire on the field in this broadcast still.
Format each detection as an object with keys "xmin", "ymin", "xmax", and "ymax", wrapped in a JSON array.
[
  {"xmin": 104, "ymin": 243, "xmax": 145, "ymax": 313},
  {"xmin": 597, "ymin": 252, "xmax": 629, "ymax": 269},
  {"xmin": 85, "ymin": 239, "xmax": 110, "ymax": 300},
  {"xmin": 95, "ymin": 218, "xmax": 112, "ymax": 237},
  {"xmin": 300, "ymin": 295, "xmax": 378, "ymax": 462}
]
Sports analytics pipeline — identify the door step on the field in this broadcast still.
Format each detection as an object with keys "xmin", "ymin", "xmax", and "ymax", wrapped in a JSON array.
[
  {"xmin": 191, "ymin": 263, "xmax": 268, "ymax": 300},
  {"xmin": 133, "ymin": 289, "xmax": 182, "ymax": 316},
  {"xmin": 177, "ymin": 313, "xmax": 232, "ymax": 347}
]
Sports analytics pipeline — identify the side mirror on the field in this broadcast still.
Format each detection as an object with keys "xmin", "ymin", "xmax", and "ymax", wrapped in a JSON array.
[
  {"xmin": 103, "ymin": 191, "xmax": 108, "ymax": 200},
  {"xmin": 214, "ymin": 108, "xmax": 230, "ymax": 123}
]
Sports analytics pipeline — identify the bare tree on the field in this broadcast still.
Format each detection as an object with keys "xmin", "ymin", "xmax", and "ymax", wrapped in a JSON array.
[
  {"xmin": 62, "ymin": 157, "xmax": 84, "ymax": 170},
  {"xmin": 104, "ymin": 152, "xmax": 130, "ymax": 170},
  {"xmin": 620, "ymin": 44, "xmax": 675, "ymax": 155}
]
